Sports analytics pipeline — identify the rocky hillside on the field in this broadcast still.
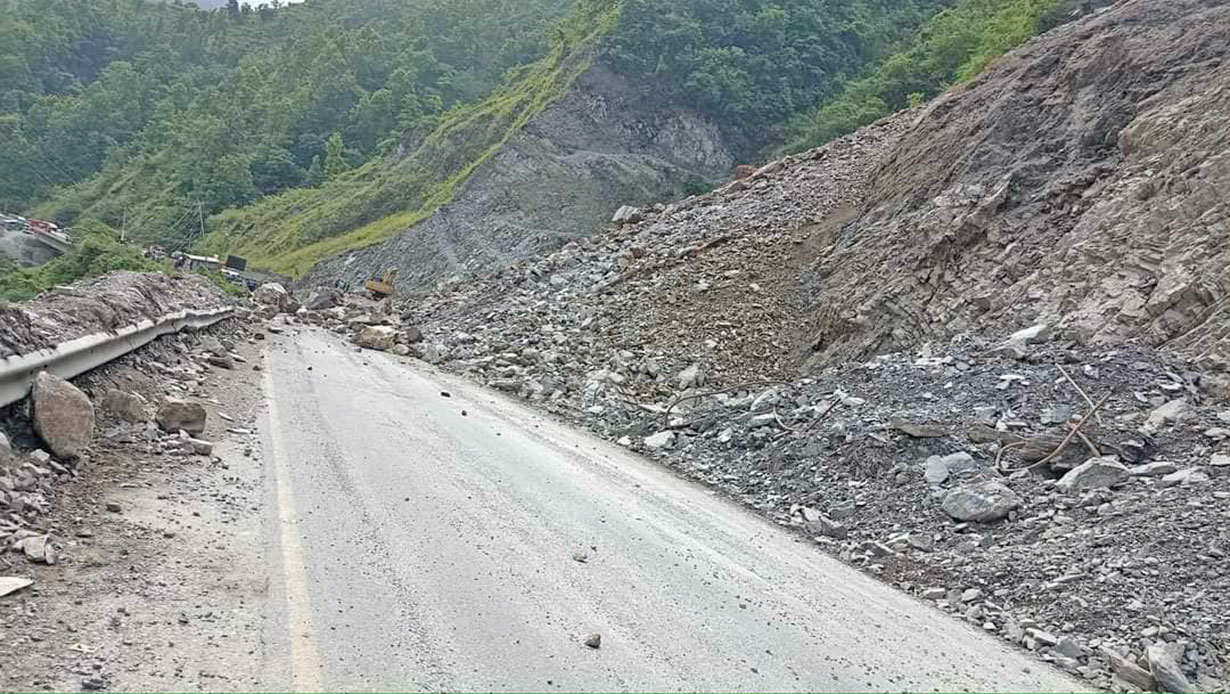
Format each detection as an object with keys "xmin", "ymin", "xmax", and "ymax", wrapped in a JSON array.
[
  {"xmin": 307, "ymin": 63, "xmax": 739, "ymax": 291},
  {"xmin": 276, "ymin": 0, "xmax": 1230, "ymax": 690},
  {"xmin": 800, "ymin": 0, "xmax": 1230, "ymax": 374}
]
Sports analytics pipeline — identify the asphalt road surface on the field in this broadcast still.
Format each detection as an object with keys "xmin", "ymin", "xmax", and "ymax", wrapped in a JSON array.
[{"xmin": 259, "ymin": 330, "xmax": 1084, "ymax": 692}]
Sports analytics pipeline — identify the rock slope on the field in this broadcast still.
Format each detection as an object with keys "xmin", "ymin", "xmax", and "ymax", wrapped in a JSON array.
[
  {"xmin": 309, "ymin": 64, "xmax": 740, "ymax": 292},
  {"xmin": 282, "ymin": 0, "xmax": 1230, "ymax": 690}
]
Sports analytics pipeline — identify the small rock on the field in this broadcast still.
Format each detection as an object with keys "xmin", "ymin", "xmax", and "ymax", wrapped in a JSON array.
[
  {"xmin": 1147, "ymin": 644, "xmax": 1194, "ymax": 693},
  {"xmin": 583, "ymin": 633, "xmax": 602, "ymax": 649},
  {"xmin": 105, "ymin": 501, "xmax": 122, "ymax": 513},
  {"xmin": 1209, "ymin": 453, "xmax": 1230, "ymax": 467},
  {"xmin": 1101, "ymin": 647, "xmax": 1154, "ymax": 691},
  {"xmin": 100, "ymin": 390, "xmax": 147, "ymax": 423},
  {"xmin": 206, "ymin": 355, "xmax": 234, "ymax": 370},
  {"xmin": 1056, "ymin": 456, "xmax": 1130, "ymax": 492},
  {"xmin": 1129, "ymin": 461, "xmax": 1178, "ymax": 477},
  {"xmin": 676, "ymin": 363, "xmax": 706, "ymax": 390},
  {"xmin": 0, "ymin": 576, "xmax": 34, "ymax": 597},
  {"xmin": 572, "ymin": 551, "xmax": 588, "ymax": 564},
  {"xmin": 643, "ymin": 431, "xmax": 675, "ymax": 450},
  {"xmin": 1141, "ymin": 399, "xmax": 1187, "ymax": 434},
  {"xmin": 156, "ymin": 398, "xmax": 207, "ymax": 435},
  {"xmin": 1159, "ymin": 467, "xmax": 1210, "ymax": 488},
  {"xmin": 941, "ymin": 481, "xmax": 1021, "ymax": 522},
  {"xmin": 1053, "ymin": 636, "xmax": 1083, "ymax": 659}
]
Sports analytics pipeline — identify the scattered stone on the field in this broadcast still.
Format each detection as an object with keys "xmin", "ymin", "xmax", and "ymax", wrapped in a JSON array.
[
  {"xmin": 1141, "ymin": 399, "xmax": 1188, "ymax": 434},
  {"xmin": 583, "ymin": 632, "xmax": 602, "ymax": 649},
  {"xmin": 31, "ymin": 371, "xmax": 95, "ymax": 459},
  {"xmin": 1102, "ymin": 647, "xmax": 1154, "ymax": 690},
  {"xmin": 1209, "ymin": 453, "xmax": 1230, "ymax": 467},
  {"xmin": 105, "ymin": 501, "xmax": 121, "ymax": 513},
  {"xmin": 0, "ymin": 576, "xmax": 34, "ymax": 598},
  {"xmin": 643, "ymin": 431, "xmax": 675, "ymax": 450},
  {"xmin": 156, "ymin": 398, "xmax": 207, "ymax": 435},
  {"xmin": 19, "ymin": 535, "xmax": 55, "ymax": 564},
  {"xmin": 206, "ymin": 355, "xmax": 235, "ymax": 369},
  {"xmin": 1148, "ymin": 644, "xmax": 1195, "ymax": 694},
  {"xmin": 1159, "ymin": 467, "xmax": 1210, "ymax": 488},
  {"xmin": 1056, "ymin": 456, "xmax": 1131, "ymax": 492},
  {"xmin": 1129, "ymin": 461, "xmax": 1178, "ymax": 477},
  {"xmin": 941, "ymin": 481, "xmax": 1021, "ymax": 522},
  {"xmin": 101, "ymin": 389, "xmax": 147, "ymax": 423},
  {"xmin": 923, "ymin": 452, "xmax": 978, "ymax": 486}
]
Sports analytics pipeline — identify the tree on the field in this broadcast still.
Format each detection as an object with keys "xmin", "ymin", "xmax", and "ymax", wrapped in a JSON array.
[{"xmin": 324, "ymin": 132, "xmax": 350, "ymax": 181}]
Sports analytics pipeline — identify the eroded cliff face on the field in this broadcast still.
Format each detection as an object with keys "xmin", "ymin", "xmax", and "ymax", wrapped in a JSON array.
[
  {"xmin": 310, "ymin": 64, "xmax": 740, "ymax": 290},
  {"xmin": 799, "ymin": 0, "xmax": 1230, "ymax": 371}
]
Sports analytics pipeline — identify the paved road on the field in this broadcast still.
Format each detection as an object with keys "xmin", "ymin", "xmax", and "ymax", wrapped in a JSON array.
[{"xmin": 259, "ymin": 330, "xmax": 1083, "ymax": 692}]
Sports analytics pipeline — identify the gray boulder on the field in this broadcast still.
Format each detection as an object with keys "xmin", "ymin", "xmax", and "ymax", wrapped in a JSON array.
[
  {"xmin": 156, "ymin": 397, "xmax": 207, "ymax": 435},
  {"xmin": 941, "ymin": 481, "xmax": 1022, "ymax": 522},
  {"xmin": 352, "ymin": 325, "xmax": 398, "ymax": 351},
  {"xmin": 1056, "ymin": 456, "xmax": 1130, "ymax": 492},
  {"xmin": 303, "ymin": 287, "xmax": 342, "ymax": 311},
  {"xmin": 253, "ymin": 283, "xmax": 291, "ymax": 311},
  {"xmin": 31, "ymin": 372, "xmax": 94, "ymax": 459},
  {"xmin": 1147, "ymin": 644, "xmax": 1194, "ymax": 693}
]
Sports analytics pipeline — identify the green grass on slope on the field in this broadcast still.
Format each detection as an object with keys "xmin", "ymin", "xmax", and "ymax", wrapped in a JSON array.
[
  {"xmin": 783, "ymin": 0, "xmax": 1075, "ymax": 153},
  {"xmin": 0, "ymin": 221, "xmax": 162, "ymax": 302},
  {"xmin": 199, "ymin": 0, "xmax": 619, "ymax": 278},
  {"xmin": 0, "ymin": 220, "xmax": 247, "ymax": 302}
]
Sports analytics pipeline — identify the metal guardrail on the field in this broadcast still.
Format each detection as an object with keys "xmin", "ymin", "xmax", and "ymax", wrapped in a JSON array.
[{"xmin": 0, "ymin": 306, "xmax": 234, "ymax": 407}]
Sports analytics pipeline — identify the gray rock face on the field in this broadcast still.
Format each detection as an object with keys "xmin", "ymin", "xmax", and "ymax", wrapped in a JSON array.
[
  {"xmin": 352, "ymin": 325, "xmax": 398, "ymax": 351},
  {"xmin": 101, "ymin": 389, "xmax": 147, "ymax": 423},
  {"xmin": 1056, "ymin": 456, "xmax": 1131, "ymax": 492},
  {"xmin": 308, "ymin": 63, "xmax": 738, "ymax": 291},
  {"xmin": 156, "ymin": 397, "xmax": 207, "ymax": 435},
  {"xmin": 941, "ymin": 481, "xmax": 1022, "ymax": 522},
  {"xmin": 31, "ymin": 372, "xmax": 94, "ymax": 459}
]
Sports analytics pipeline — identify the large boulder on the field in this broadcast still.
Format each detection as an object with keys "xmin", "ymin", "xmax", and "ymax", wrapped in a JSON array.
[
  {"xmin": 253, "ymin": 283, "xmax": 291, "ymax": 311},
  {"xmin": 100, "ymin": 389, "xmax": 148, "ymax": 423},
  {"xmin": 303, "ymin": 287, "xmax": 342, "ymax": 311},
  {"xmin": 156, "ymin": 397, "xmax": 207, "ymax": 435},
  {"xmin": 352, "ymin": 325, "xmax": 398, "ymax": 351},
  {"xmin": 31, "ymin": 372, "xmax": 94, "ymax": 459},
  {"xmin": 1056, "ymin": 456, "xmax": 1130, "ymax": 492},
  {"xmin": 941, "ymin": 481, "xmax": 1022, "ymax": 522}
]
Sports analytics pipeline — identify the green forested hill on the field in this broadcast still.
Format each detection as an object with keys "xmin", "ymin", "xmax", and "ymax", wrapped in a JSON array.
[
  {"xmin": 1, "ymin": 0, "xmax": 574, "ymax": 232},
  {"xmin": 0, "ymin": 0, "xmax": 1076, "ymax": 282}
]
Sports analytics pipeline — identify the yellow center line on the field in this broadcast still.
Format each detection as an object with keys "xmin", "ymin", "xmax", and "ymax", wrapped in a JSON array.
[{"xmin": 265, "ymin": 366, "xmax": 325, "ymax": 692}]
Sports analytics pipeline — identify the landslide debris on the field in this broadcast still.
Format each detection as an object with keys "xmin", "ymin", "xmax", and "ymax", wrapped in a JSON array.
[
  {"xmin": 284, "ymin": 0, "xmax": 1230, "ymax": 690},
  {"xmin": 284, "ymin": 0, "xmax": 1230, "ymax": 689},
  {"xmin": 0, "ymin": 272, "xmax": 234, "ymax": 358}
]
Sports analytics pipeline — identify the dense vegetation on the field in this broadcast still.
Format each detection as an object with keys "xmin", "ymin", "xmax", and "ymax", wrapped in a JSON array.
[
  {"xmin": 783, "ymin": 0, "xmax": 1075, "ymax": 152},
  {"xmin": 0, "ymin": 0, "xmax": 1077, "ymax": 283},
  {"xmin": 0, "ymin": 219, "xmax": 160, "ymax": 300},
  {"xmin": 605, "ymin": 0, "xmax": 954, "ymax": 138},
  {"xmin": 0, "ymin": 0, "xmax": 573, "ymax": 239}
]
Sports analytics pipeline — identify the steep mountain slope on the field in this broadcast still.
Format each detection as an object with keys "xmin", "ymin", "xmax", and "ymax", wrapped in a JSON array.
[
  {"xmin": 344, "ymin": 1, "xmax": 1230, "ymax": 688},
  {"xmin": 305, "ymin": 63, "xmax": 738, "ymax": 290},
  {"xmin": 800, "ymin": 0, "xmax": 1230, "ymax": 371}
]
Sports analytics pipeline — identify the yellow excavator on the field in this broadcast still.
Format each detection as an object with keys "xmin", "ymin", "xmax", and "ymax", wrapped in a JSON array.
[{"xmin": 364, "ymin": 268, "xmax": 398, "ymax": 300}]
